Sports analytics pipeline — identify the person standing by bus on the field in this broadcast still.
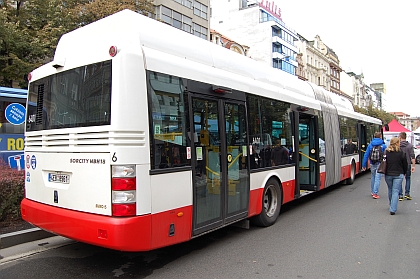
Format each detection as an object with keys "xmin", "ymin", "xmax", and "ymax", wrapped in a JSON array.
[
  {"xmin": 398, "ymin": 132, "xmax": 415, "ymax": 200},
  {"xmin": 344, "ymin": 138, "xmax": 357, "ymax": 154},
  {"xmin": 362, "ymin": 132, "xmax": 387, "ymax": 199},
  {"xmin": 384, "ymin": 137, "xmax": 408, "ymax": 215},
  {"xmin": 271, "ymin": 139, "xmax": 289, "ymax": 166}
]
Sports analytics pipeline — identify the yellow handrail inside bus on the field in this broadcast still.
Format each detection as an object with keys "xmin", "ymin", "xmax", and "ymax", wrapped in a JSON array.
[
  {"xmin": 205, "ymin": 152, "xmax": 243, "ymax": 176},
  {"xmin": 299, "ymin": 151, "xmax": 317, "ymax": 163},
  {"xmin": 206, "ymin": 166, "xmax": 220, "ymax": 176},
  {"xmin": 228, "ymin": 153, "xmax": 242, "ymax": 169}
]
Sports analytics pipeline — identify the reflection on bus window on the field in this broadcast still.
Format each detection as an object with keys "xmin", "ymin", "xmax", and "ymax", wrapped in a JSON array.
[
  {"xmin": 148, "ymin": 71, "xmax": 190, "ymax": 169},
  {"xmin": 247, "ymin": 95, "xmax": 292, "ymax": 169}
]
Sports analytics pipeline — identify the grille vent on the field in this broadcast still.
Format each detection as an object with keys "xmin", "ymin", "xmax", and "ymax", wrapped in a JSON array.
[{"xmin": 35, "ymin": 84, "xmax": 44, "ymax": 125}]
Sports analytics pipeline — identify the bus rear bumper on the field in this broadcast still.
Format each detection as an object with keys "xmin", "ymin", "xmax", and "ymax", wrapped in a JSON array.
[{"xmin": 21, "ymin": 198, "xmax": 152, "ymax": 251}]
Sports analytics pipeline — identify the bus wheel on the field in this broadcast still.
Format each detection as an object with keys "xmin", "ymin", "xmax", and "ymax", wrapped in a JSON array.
[
  {"xmin": 251, "ymin": 179, "xmax": 281, "ymax": 227},
  {"xmin": 345, "ymin": 161, "xmax": 356, "ymax": 185}
]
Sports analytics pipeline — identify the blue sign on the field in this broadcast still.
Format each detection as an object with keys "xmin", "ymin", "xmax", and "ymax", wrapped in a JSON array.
[
  {"xmin": 7, "ymin": 153, "xmax": 24, "ymax": 170},
  {"xmin": 5, "ymin": 103, "xmax": 26, "ymax": 125},
  {"xmin": 31, "ymin": 155, "xmax": 37, "ymax": 170}
]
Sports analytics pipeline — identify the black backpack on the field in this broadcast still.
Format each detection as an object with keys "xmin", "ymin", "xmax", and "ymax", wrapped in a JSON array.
[{"xmin": 370, "ymin": 145, "xmax": 383, "ymax": 162}]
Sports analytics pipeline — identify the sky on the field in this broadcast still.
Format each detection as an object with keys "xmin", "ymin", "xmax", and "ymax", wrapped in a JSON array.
[{"xmin": 276, "ymin": 0, "xmax": 419, "ymax": 116}]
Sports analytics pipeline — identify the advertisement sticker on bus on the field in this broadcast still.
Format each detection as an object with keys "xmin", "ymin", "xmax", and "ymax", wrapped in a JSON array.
[
  {"xmin": 31, "ymin": 155, "xmax": 37, "ymax": 170},
  {"xmin": 26, "ymin": 154, "xmax": 30, "ymax": 169}
]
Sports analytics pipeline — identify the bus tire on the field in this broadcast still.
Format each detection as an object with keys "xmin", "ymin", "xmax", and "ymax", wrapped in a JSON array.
[
  {"xmin": 251, "ymin": 178, "xmax": 281, "ymax": 227},
  {"xmin": 345, "ymin": 161, "xmax": 356, "ymax": 185}
]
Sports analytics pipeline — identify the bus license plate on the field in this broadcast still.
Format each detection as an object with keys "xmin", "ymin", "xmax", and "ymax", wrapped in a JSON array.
[{"xmin": 48, "ymin": 173, "xmax": 70, "ymax": 184}]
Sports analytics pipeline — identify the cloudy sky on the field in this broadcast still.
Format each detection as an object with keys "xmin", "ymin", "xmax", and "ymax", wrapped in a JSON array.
[{"xmin": 276, "ymin": 0, "xmax": 418, "ymax": 116}]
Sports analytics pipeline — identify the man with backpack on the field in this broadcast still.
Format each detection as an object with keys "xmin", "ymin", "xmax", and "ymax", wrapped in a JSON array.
[
  {"xmin": 398, "ymin": 132, "xmax": 415, "ymax": 200},
  {"xmin": 362, "ymin": 132, "xmax": 387, "ymax": 199}
]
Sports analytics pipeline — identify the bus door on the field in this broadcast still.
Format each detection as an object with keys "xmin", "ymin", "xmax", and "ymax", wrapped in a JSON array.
[
  {"xmin": 190, "ymin": 96, "xmax": 249, "ymax": 235},
  {"xmin": 293, "ymin": 111, "xmax": 320, "ymax": 195},
  {"xmin": 358, "ymin": 123, "xmax": 368, "ymax": 170}
]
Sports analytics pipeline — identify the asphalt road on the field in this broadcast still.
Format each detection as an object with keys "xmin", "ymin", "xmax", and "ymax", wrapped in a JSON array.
[{"xmin": 1, "ymin": 170, "xmax": 419, "ymax": 279}]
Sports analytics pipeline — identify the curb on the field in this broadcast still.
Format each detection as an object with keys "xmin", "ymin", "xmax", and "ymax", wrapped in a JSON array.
[{"xmin": 0, "ymin": 228, "xmax": 56, "ymax": 249}]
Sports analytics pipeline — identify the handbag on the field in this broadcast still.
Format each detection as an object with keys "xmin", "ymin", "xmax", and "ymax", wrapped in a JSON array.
[{"xmin": 377, "ymin": 152, "xmax": 387, "ymax": 174}]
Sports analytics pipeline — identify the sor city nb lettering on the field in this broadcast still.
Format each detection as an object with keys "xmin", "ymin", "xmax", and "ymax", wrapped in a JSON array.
[{"xmin": 70, "ymin": 158, "xmax": 106, "ymax": 164}]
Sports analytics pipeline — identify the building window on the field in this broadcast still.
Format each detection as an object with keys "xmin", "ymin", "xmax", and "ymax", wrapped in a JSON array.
[
  {"xmin": 272, "ymin": 43, "xmax": 281, "ymax": 53},
  {"xmin": 194, "ymin": 1, "xmax": 208, "ymax": 19},
  {"xmin": 174, "ymin": 0, "xmax": 192, "ymax": 9},
  {"xmin": 193, "ymin": 23, "xmax": 207, "ymax": 39},
  {"xmin": 273, "ymin": 59, "xmax": 280, "ymax": 69},
  {"xmin": 159, "ymin": 6, "xmax": 193, "ymax": 35}
]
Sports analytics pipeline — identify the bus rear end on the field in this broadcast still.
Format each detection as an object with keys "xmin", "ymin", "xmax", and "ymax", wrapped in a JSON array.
[
  {"xmin": 20, "ymin": 56, "xmax": 153, "ymax": 250},
  {"xmin": 20, "ymin": 11, "xmax": 195, "ymax": 252}
]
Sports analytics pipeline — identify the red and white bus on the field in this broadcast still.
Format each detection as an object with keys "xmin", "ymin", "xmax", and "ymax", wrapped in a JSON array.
[{"xmin": 21, "ymin": 10, "xmax": 381, "ymax": 251}]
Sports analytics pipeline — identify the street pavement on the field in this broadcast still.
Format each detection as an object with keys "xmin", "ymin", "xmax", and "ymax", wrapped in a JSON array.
[{"xmin": 0, "ymin": 227, "xmax": 55, "ymax": 249}]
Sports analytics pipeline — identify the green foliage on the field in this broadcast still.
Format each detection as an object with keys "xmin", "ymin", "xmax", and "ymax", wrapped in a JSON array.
[
  {"xmin": 0, "ymin": 0, "xmax": 154, "ymax": 88},
  {"xmin": 353, "ymin": 104, "xmax": 397, "ymax": 125},
  {"xmin": 0, "ymin": 160, "xmax": 25, "ymax": 223}
]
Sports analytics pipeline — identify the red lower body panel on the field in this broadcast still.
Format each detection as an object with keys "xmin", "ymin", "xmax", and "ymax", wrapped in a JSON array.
[
  {"xmin": 21, "ymin": 198, "xmax": 192, "ymax": 251},
  {"xmin": 248, "ymin": 179, "xmax": 295, "ymax": 218}
]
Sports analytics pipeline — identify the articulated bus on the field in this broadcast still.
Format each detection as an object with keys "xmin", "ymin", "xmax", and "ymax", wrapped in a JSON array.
[{"xmin": 21, "ymin": 10, "xmax": 382, "ymax": 251}]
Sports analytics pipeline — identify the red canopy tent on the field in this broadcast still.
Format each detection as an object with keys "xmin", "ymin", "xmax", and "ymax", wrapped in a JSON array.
[
  {"xmin": 384, "ymin": 119, "xmax": 411, "ymax": 132},
  {"xmin": 383, "ymin": 119, "xmax": 413, "ymax": 144}
]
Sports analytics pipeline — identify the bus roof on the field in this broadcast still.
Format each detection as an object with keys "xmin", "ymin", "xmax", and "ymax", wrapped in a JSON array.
[{"xmin": 33, "ymin": 9, "xmax": 380, "ymax": 125}]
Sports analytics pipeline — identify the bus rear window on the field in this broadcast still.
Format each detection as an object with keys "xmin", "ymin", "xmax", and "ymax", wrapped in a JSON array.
[{"xmin": 26, "ymin": 60, "xmax": 112, "ymax": 131}]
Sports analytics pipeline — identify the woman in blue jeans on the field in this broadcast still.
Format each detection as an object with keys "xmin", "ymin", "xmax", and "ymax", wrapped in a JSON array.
[{"xmin": 384, "ymin": 137, "xmax": 408, "ymax": 215}]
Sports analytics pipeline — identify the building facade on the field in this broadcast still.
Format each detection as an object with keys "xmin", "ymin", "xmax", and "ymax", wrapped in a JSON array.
[
  {"xmin": 388, "ymin": 112, "xmax": 419, "ymax": 130},
  {"xmin": 370, "ymin": 83, "xmax": 386, "ymax": 110},
  {"xmin": 210, "ymin": 0, "xmax": 298, "ymax": 75},
  {"xmin": 296, "ymin": 34, "xmax": 350, "ymax": 101},
  {"xmin": 210, "ymin": 29, "xmax": 249, "ymax": 56},
  {"xmin": 154, "ymin": 0, "xmax": 210, "ymax": 40}
]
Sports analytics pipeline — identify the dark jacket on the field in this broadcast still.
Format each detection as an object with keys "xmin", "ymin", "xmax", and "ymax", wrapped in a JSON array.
[
  {"xmin": 385, "ymin": 150, "xmax": 408, "ymax": 176},
  {"xmin": 271, "ymin": 146, "xmax": 289, "ymax": 166},
  {"xmin": 400, "ymin": 140, "xmax": 414, "ymax": 165},
  {"xmin": 344, "ymin": 143, "xmax": 357, "ymax": 154},
  {"xmin": 362, "ymin": 138, "xmax": 387, "ymax": 168}
]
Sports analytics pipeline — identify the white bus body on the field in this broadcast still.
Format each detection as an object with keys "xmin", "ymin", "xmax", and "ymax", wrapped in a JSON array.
[{"xmin": 22, "ymin": 10, "xmax": 382, "ymax": 251}]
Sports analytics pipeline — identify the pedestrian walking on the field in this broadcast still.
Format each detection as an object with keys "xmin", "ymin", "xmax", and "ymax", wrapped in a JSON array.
[
  {"xmin": 362, "ymin": 132, "xmax": 387, "ymax": 199},
  {"xmin": 384, "ymin": 137, "xmax": 408, "ymax": 215},
  {"xmin": 398, "ymin": 132, "xmax": 415, "ymax": 200}
]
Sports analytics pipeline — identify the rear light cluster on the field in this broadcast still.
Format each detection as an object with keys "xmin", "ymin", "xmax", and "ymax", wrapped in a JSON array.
[{"xmin": 111, "ymin": 165, "xmax": 136, "ymax": 217}]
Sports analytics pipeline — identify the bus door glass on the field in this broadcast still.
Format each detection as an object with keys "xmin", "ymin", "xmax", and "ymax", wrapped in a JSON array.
[
  {"xmin": 358, "ymin": 123, "xmax": 368, "ymax": 170},
  {"xmin": 297, "ymin": 113, "xmax": 319, "ymax": 191},
  {"xmin": 191, "ymin": 97, "xmax": 249, "ymax": 235}
]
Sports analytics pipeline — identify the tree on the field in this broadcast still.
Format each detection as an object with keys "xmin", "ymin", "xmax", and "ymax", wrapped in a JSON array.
[
  {"xmin": 68, "ymin": 0, "xmax": 154, "ymax": 29},
  {"xmin": 0, "ymin": 0, "xmax": 154, "ymax": 88},
  {"xmin": 0, "ymin": 2, "xmax": 34, "ymax": 87},
  {"xmin": 353, "ymin": 104, "xmax": 396, "ymax": 125}
]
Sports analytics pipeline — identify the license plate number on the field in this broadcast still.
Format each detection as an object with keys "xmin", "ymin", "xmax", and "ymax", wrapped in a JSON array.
[{"xmin": 48, "ymin": 173, "xmax": 70, "ymax": 184}]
